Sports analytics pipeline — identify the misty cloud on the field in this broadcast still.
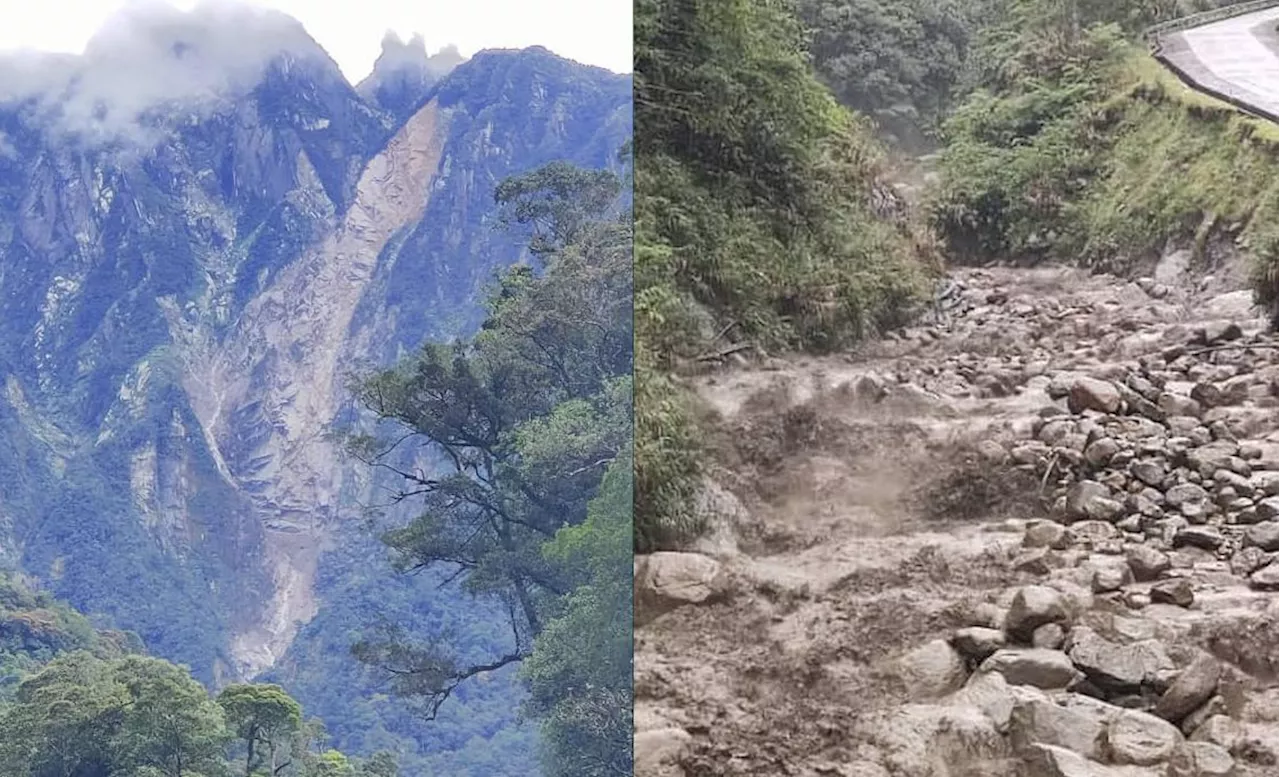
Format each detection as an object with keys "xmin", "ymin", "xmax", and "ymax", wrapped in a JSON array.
[
  {"xmin": 369, "ymin": 32, "xmax": 466, "ymax": 82},
  {"xmin": 0, "ymin": 0, "xmax": 328, "ymax": 148}
]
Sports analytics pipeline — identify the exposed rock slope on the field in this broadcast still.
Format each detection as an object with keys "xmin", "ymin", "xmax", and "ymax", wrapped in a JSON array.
[{"xmin": 0, "ymin": 7, "xmax": 630, "ymax": 683}]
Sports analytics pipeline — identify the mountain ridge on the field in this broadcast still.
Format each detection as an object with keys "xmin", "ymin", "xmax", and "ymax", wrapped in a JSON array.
[{"xmin": 0, "ymin": 9, "xmax": 631, "ymax": 735}]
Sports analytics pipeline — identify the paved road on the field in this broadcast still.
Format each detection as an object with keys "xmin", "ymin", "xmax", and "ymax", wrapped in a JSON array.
[{"xmin": 1157, "ymin": 6, "xmax": 1279, "ymax": 120}]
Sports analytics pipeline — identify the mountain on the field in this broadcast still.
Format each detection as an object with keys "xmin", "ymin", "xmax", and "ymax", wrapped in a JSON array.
[
  {"xmin": 356, "ymin": 35, "xmax": 467, "ymax": 122},
  {"xmin": 0, "ymin": 2, "xmax": 631, "ymax": 769}
]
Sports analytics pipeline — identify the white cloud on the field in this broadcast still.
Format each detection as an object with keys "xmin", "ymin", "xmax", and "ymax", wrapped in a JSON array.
[
  {"xmin": 0, "ymin": 0, "xmax": 630, "ymax": 148},
  {"xmin": 0, "ymin": 1, "xmax": 325, "ymax": 145}
]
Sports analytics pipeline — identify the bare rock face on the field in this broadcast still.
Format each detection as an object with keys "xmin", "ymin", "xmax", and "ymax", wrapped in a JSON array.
[{"xmin": 188, "ymin": 100, "xmax": 449, "ymax": 676}]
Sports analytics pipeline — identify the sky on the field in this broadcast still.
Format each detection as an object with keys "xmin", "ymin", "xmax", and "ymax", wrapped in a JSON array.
[{"xmin": 0, "ymin": 0, "xmax": 633, "ymax": 83}]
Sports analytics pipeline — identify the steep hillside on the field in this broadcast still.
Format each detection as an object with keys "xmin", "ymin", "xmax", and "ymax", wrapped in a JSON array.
[{"xmin": 0, "ymin": 2, "xmax": 630, "ymax": 767}]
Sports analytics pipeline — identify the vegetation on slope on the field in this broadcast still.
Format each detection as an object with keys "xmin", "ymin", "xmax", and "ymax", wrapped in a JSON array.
[
  {"xmin": 633, "ymin": 0, "xmax": 937, "ymax": 551},
  {"xmin": 795, "ymin": 0, "xmax": 974, "ymax": 146},
  {"xmin": 339, "ymin": 158, "xmax": 633, "ymax": 777},
  {"xmin": 930, "ymin": 0, "xmax": 1278, "ymax": 313},
  {"xmin": 0, "ymin": 573, "xmax": 394, "ymax": 776}
]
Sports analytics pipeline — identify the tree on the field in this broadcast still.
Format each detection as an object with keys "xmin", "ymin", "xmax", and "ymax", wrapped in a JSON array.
[
  {"xmin": 110, "ymin": 656, "xmax": 230, "ymax": 777},
  {"xmin": 348, "ymin": 161, "xmax": 632, "ymax": 727},
  {"xmin": 0, "ymin": 651, "xmax": 125, "ymax": 777},
  {"xmin": 0, "ymin": 652, "xmax": 229, "ymax": 777},
  {"xmin": 356, "ymin": 752, "xmax": 398, "ymax": 777},
  {"xmin": 347, "ymin": 158, "xmax": 633, "ymax": 776},
  {"xmin": 217, "ymin": 683, "xmax": 303, "ymax": 776},
  {"xmin": 493, "ymin": 161, "xmax": 623, "ymax": 255},
  {"xmin": 797, "ymin": 0, "xmax": 972, "ymax": 145},
  {"xmin": 521, "ymin": 453, "xmax": 633, "ymax": 776}
]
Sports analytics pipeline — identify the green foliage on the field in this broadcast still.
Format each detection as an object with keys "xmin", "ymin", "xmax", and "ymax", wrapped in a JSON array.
[
  {"xmin": 0, "ymin": 582, "xmax": 379, "ymax": 777},
  {"xmin": 0, "ymin": 572, "xmax": 138, "ymax": 698},
  {"xmin": 633, "ymin": 352, "xmax": 703, "ymax": 552},
  {"xmin": 109, "ymin": 656, "xmax": 232, "ymax": 777},
  {"xmin": 931, "ymin": 0, "xmax": 1278, "ymax": 312},
  {"xmin": 931, "ymin": 22, "xmax": 1130, "ymax": 261},
  {"xmin": 633, "ymin": 0, "xmax": 932, "ymax": 549},
  {"xmin": 522, "ymin": 454, "xmax": 633, "ymax": 776},
  {"xmin": 261, "ymin": 526, "xmax": 538, "ymax": 775},
  {"xmin": 348, "ymin": 160, "xmax": 633, "ymax": 775},
  {"xmin": 218, "ymin": 683, "xmax": 303, "ymax": 776},
  {"xmin": 797, "ymin": 0, "xmax": 972, "ymax": 144},
  {"xmin": 494, "ymin": 161, "xmax": 624, "ymax": 255},
  {"xmin": 0, "ymin": 652, "xmax": 229, "ymax": 777}
]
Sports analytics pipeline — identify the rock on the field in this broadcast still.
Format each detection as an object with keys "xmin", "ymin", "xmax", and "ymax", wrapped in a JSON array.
[
  {"xmin": 854, "ymin": 704, "xmax": 1009, "ymax": 777},
  {"xmin": 1189, "ymin": 715, "xmax": 1240, "ymax": 751},
  {"xmin": 1258, "ymin": 496, "xmax": 1280, "ymax": 520},
  {"xmin": 1032, "ymin": 623, "xmax": 1067, "ymax": 650},
  {"xmin": 1229, "ymin": 546, "xmax": 1269, "ymax": 576},
  {"xmin": 1108, "ymin": 709, "xmax": 1182, "ymax": 765},
  {"xmin": 1065, "ymin": 482, "xmax": 1123, "ymax": 523},
  {"xmin": 1006, "ymin": 586, "xmax": 1071, "ymax": 642},
  {"xmin": 1023, "ymin": 743, "xmax": 1108, "ymax": 777},
  {"xmin": 950, "ymin": 670, "xmax": 1048, "ymax": 733},
  {"xmin": 1249, "ymin": 561, "xmax": 1279, "ymax": 590},
  {"xmin": 1069, "ymin": 377, "xmax": 1122, "ymax": 414},
  {"xmin": 1010, "ymin": 696, "xmax": 1113, "ymax": 762},
  {"xmin": 634, "ymin": 728, "xmax": 692, "ymax": 775},
  {"xmin": 981, "ymin": 648, "xmax": 1080, "ymax": 689},
  {"xmin": 1150, "ymin": 578, "xmax": 1195, "ymax": 608},
  {"xmin": 1026, "ymin": 520, "xmax": 1070, "ymax": 549},
  {"xmin": 1165, "ymin": 484, "xmax": 1210, "ymax": 509},
  {"xmin": 1131, "ymin": 460, "xmax": 1167, "ymax": 488},
  {"xmin": 951, "ymin": 627, "xmax": 1007, "ymax": 664},
  {"xmin": 1153, "ymin": 654, "xmax": 1221, "ymax": 724},
  {"xmin": 1199, "ymin": 322, "xmax": 1242, "ymax": 345},
  {"xmin": 1159, "ymin": 393, "xmax": 1203, "ymax": 419},
  {"xmin": 1067, "ymin": 627, "xmax": 1174, "ymax": 694},
  {"xmin": 1084, "ymin": 438, "xmax": 1121, "ymax": 468},
  {"xmin": 1172, "ymin": 527, "xmax": 1223, "ymax": 552},
  {"xmin": 1091, "ymin": 560, "xmax": 1133, "ymax": 593},
  {"xmin": 1127, "ymin": 546, "xmax": 1172, "ymax": 582},
  {"xmin": 840, "ymin": 762, "xmax": 892, "ymax": 777},
  {"xmin": 1190, "ymin": 382, "xmax": 1226, "ymax": 409},
  {"xmin": 1166, "ymin": 742, "xmax": 1235, "ymax": 777},
  {"xmin": 635, "ymin": 552, "xmax": 723, "ymax": 623},
  {"xmin": 1253, "ymin": 471, "xmax": 1279, "ymax": 496},
  {"xmin": 1244, "ymin": 521, "xmax": 1279, "ymax": 552},
  {"xmin": 898, "ymin": 639, "xmax": 969, "ymax": 699},
  {"xmin": 1180, "ymin": 696, "xmax": 1228, "ymax": 737}
]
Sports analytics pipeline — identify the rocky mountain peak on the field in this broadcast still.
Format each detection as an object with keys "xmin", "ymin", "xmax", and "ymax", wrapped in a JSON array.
[{"xmin": 355, "ymin": 33, "xmax": 465, "ymax": 122}]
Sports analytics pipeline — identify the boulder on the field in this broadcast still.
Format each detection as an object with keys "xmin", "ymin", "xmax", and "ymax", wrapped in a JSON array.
[
  {"xmin": 980, "ymin": 649, "xmax": 1080, "ymax": 689},
  {"xmin": 898, "ymin": 639, "xmax": 969, "ymax": 699},
  {"xmin": 1107, "ymin": 709, "xmax": 1182, "ymax": 765},
  {"xmin": 1153, "ymin": 653, "xmax": 1220, "ymax": 724},
  {"xmin": 1006, "ymin": 586, "xmax": 1071, "ymax": 642}
]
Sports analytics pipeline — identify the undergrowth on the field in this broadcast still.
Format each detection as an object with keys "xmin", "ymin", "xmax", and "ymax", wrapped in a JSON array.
[
  {"xmin": 632, "ymin": 0, "xmax": 935, "ymax": 551},
  {"xmin": 932, "ymin": 19, "xmax": 1279, "ymax": 315}
]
